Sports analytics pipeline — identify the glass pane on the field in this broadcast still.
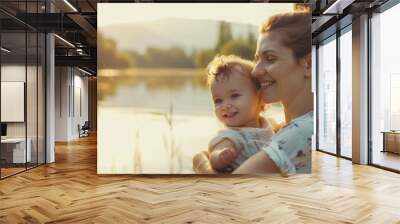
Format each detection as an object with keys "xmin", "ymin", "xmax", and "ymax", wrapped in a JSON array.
[
  {"xmin": 26, "ymin": 0, "xmax": 38, "ymax": 169},
  {"xmin": 1, "ymin": 30, "xmax": 27, "ymax": 177},
  {"xmin": 38, "ymin": 33, "xmax": 45, "ymax": 165},
  {"xmin": 0, "ymin": 1, "xmax": 26, "ymax": 14},
  {"xmin": 371, "ymin": 3, "xmax": 400, "ymax": 171},
  {"xmin": 312, "ymin": 45, "xmax": 317, "ymax": 150},
  {"xmin": 318, "ymin": 37, "xmax": 337, "ymax": 154},
  {"xmin": 0, "ymin": 1, "xmax": 46, "ymax": 178},
  {"xmin": 27, "ymin": 31, "xmax": 38, "ymax": 169},
  {"xmin": 340, "ymin": 29, "xmax": 352, "ymax": 158}
]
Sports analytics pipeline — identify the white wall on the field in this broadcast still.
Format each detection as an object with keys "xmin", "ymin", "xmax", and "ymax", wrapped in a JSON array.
[
  {"xmin": 55, "ymin": 66, "xmax": 69, "ymax": 141},
  {"xmin": 1, "ymin": 82, "xmax": 25, "ymax": 122},
  {"xmin": 1, "ymin": 65, "xmax": 32, "ymax": 138},
  {"xmin": 1, "ymin": 63, "xmax": 46, "ymax": 163},
  {"xmin": 55, "ymin": 67, "xmax": 89, "ymax": 141},
  {"xmin": 72, "ymin": 73, "xmax": 89, "ymax": 138},
  {"xmin": 1, "ymin": 65, "xmax": 26, "ymax": 141}
]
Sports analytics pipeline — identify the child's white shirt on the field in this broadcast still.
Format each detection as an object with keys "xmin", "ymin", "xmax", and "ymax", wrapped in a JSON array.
[{"xmin": 208, "ymin": 117, "xmax": 274, "ymax": 170}]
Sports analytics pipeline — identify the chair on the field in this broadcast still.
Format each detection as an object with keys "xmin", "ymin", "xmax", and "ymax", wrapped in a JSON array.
[{"xmin": 79, "ymin": 121, "xmax": 90, "ymax": 138}]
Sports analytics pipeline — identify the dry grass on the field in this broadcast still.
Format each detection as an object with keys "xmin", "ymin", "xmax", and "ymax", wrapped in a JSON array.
[
  {"xmin": 162, "ymin": 101, "xmax": 183, "ymax": 174},
  {"xmin": 133, "ymin": 130, "xmax": 143, "ymax": 173}
]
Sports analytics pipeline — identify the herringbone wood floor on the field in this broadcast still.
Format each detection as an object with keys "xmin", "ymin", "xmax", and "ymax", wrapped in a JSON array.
[{"xmin": 1, "ymin": 135, "xmax": 400, "ymax": 223}]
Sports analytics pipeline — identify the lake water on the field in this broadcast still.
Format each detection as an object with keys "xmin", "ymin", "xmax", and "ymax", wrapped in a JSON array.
[{"xmin": 98, "ymin": 70, "xmax": 284, "ymax": 174}]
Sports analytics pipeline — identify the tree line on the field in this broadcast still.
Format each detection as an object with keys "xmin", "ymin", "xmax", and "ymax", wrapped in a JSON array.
[{"xmin": 99, "ymin": 21, "xmax": 257, "ymax": 69}]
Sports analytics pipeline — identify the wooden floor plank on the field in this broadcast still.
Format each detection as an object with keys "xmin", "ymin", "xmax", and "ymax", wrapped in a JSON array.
[{"xmin": 0, "ymin": 135, "xmax": 399, "ymax": 223}]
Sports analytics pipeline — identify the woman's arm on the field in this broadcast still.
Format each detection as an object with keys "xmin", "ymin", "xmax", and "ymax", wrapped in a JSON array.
[{"xmin": 233, "ymin": 151, "xmax": 280, "ymax": 174}]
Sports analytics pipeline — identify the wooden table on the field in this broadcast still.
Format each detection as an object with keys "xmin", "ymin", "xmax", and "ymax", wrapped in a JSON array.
[
  {"xmin": 381, "ymin": 131, "xmax": 400, "ymax": 154},
  {"xmin": 1, "ymin": 138, "xmax": 32, "ymax": 163}
]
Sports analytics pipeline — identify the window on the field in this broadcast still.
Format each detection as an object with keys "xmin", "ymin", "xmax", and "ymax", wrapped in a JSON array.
[
  {"xmin": 370, "ymin": 2, "xmax": 400, "ymax": 171},
  {"xmin": 0, "ymin": 1, "xmax": 46, "ymax": 179},
  {"xmin": 317, "ymin": 36, "xmax": 337, "ymax": 155},
  {"xmin": 339, "ymin": 28, "xmax": 352, "ymax": 158}
]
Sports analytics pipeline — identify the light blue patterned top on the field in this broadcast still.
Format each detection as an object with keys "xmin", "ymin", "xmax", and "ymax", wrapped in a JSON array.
[
  {"xmin": 262, "ymin": 111, "xmax": 313, "ymax": 175},
  {"xmin": 209, "ymin": 118, "xmax": 274, "ymax": 170}
]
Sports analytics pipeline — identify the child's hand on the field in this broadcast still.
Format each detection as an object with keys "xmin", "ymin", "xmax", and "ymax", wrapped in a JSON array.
[
  {"xmin": 192, "ymin": 150, "xmax": 216, "ymax": 174},
  {"xmin": 210, "ymin": 147, "xmax": 238, "ymax": 171}
]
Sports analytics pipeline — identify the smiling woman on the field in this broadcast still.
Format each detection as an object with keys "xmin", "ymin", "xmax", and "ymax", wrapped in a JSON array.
[
  {"xmin": 193, "ymin": 11, "xmax": 313, "ymax": 176},
  {"xmin": 252, "ymin": 12, "xmax": 312, "ymax": 119}
]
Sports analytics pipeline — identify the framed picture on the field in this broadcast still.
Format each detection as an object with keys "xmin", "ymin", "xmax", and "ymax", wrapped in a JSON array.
[{"xmin": 97, "ymin": 3, "xmax": 312, "ymax": 175}]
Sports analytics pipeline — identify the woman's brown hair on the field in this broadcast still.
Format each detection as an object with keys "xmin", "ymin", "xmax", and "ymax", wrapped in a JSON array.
[{"xmin": 260, "ymin": 12, "xmax": 311, "ymax": 60}]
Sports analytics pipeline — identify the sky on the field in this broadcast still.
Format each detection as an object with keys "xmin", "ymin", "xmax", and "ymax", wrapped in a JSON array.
[{"xmin": 98, "ymin": 3, "xmax": 295, "ymax": 28}]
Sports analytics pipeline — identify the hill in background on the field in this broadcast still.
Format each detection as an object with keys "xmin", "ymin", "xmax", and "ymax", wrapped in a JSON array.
[{"xmin": 99, "ymin": 18, "xmax": 258, "ymax": 55}]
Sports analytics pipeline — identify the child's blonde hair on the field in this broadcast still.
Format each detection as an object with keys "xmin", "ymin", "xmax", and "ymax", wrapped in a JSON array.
[
  {"xmin": 206, "ymin": 55, "xmax": 257, "ymax": 86},
  {"xmin": 206, "ymin": 55, "xmax": 268, "ymax": 111}
]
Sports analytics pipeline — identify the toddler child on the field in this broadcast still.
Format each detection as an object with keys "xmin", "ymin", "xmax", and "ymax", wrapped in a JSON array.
[{"xmin": 206, "ymin": 55, "xmax": 274, "ymax": 172}]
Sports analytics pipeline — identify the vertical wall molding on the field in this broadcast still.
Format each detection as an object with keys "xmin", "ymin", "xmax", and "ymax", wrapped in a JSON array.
[
  {"xmin": 352, "ymin": 14, "xmax": 369, "ymax": 164},
  {"xmin": 46, "ymin": 21, "xmax": 55, "ymax": 165},
  {"xmin": 336, "ymin": 28, "xmax": 341, "ymax": 157}
]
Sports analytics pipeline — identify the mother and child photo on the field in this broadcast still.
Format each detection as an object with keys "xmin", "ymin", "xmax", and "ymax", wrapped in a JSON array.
[{"xmin": 97, "ymin": 3, "xmax": 313, "ymax": 175}]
